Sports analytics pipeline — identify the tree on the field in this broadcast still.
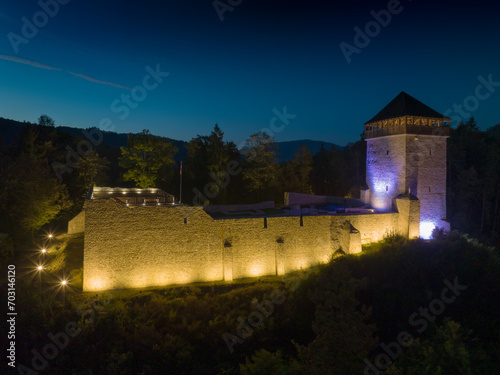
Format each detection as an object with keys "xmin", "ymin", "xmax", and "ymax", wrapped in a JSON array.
[
  {"xmin": 37, "ymin": 114, "xmax": 55, "ymax": 127},
  {"xmin": 311, "ymin": 145, "xmax": 344, "ymax": 196},
  {"xmin": 75, "ymin": 150, "xmax": 110, "ymax": 198},
  {"xmin": 119, "ymin": 129, "xmax": 177, "ymax": 188},
  {"xmin": 387, "ymin": 320, "xmax": 477, "ymax": 375},
  {"xmin": 342, "ymin": 139, "xmax": 366, "ymax": 197},
  {"xmin": 241, "ymin": 131, "xmax": 280, "ymax": 201},
  {"xmin": 0, "ymin": 127, "xmax": 72, "ymax": 241},
  {"xmin": 295, "ymin": 260, "xmax": 378, "ymax": 375},
  {"xmin": 186, "ymin": 124, "xmax": 240, "ymax": 204},
  {"xmin": 447, "ymin": 117, "xmax": 498, "ymax": 239},
  {"xmin": 240, "ymin": 349, "xmax": 302, "ymax": 375},
  {"xmin": 281, "ymin": 144, "xmax": 313, "ymax": 194}
]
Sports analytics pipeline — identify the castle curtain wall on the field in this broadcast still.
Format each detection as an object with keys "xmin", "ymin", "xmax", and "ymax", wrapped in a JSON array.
[
  {"xmin": 83, "ymin": 199, "xmax": 415, "ymax": 292},
  {"xmin": 83, "ymin": 200, "xmax": 223, "ymax": 291}
]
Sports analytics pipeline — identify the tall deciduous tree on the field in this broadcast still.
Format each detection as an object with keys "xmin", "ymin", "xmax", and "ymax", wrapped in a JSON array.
[{"xmin": 119, "ymin": 129, "xmax": 177, "ymax": 188}]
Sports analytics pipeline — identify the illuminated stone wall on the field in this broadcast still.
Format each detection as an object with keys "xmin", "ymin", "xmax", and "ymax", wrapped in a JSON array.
[
  {"xmin": 83, "ymin": 199, "xmax": 223, "ymax": 291},
  {"xmin": 82, "ymin": 197, "xmax": 416, "ymax": 291},
  {"xmin": 68, "ymin": 211, "xmax": 85, "ymax": 234},
  {"xmin": 366, "ymin": 135, "xmax": 407, "ymax": 210},
  {"xmin": 334, "ymin": 212, "xmax": 401, "ymax": 244},
  {"xmin": 366, "ymin": 134, "xmax": 449, "ymax": 238},
  {"xmin": 410, "ymin": 135, "xmax": 449, "ymax": 238},
  {"xmin": 219, "ymin": 215, "xmax": 334, "ymax": 280}
]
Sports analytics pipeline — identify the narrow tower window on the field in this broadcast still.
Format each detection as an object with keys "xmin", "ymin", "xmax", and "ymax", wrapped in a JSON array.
[
  {"xmin": 300, "ymin": 215, "xmax": 303, "ymax": 227},
  {"xmin": 387, "ymin": 150, "xmax": 389, "ymax": 155},
  {"xmin": 386, "ymin": 186, "xmax": 388, "ymax": 192},
  {"xmin": 429, "ymin": 187, "xmax": 431, "ymax": 192},
  {"xmin": 264, "ymin": 217, "xmax": 268, "ymax": 229},
  {"xmin": 184, "ymin": 218, "xmax": 187, "ymax": 224}
]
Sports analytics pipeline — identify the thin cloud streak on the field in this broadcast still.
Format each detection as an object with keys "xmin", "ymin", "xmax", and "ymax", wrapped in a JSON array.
[
  {"xmin": 0, "ymin": 54, "xmax": 62, "ymax": 71},
  {"xmin": 65, "ymin": 71, "xmax": 135, "ymax": 91},
  {"xmin": 0, "ymin": 54, "xmax": 134, "ymax": 91}
]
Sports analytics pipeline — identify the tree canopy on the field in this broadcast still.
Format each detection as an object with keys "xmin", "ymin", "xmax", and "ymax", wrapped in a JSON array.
[{"xmin": 119, "ymin": 129, "xmax": 178, "ymax": 188}]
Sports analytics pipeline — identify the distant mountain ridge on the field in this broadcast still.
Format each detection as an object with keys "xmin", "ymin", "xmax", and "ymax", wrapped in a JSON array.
[{"xmin": 0, "ymin": 117, "xmax": 341, "ymax": 162}]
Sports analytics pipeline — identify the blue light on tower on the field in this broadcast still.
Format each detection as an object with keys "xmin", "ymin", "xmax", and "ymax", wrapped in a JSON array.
[{"xmin": 420, "ymin": 221, "xmax": 435, "ymax": 240}]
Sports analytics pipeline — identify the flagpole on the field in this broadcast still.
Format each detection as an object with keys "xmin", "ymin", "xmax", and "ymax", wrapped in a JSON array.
[{"xmin": 179, "ymin": 161, "xmax": 182, "ymax": 204}]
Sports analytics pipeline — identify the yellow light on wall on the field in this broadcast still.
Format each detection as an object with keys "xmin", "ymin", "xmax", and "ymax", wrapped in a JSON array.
[
  {"xmin": 88, "ymin": 278, "xmax": 107, "ymax": 291},
  {"xmin": 296, "ymin": 259, "xmax": 308, "ymax": 269},
  {"xmin": 249, "ymin": 263, "xmax": 265, "ymax": 277}
]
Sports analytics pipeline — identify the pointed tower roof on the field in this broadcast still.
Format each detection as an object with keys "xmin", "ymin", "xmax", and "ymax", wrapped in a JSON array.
[{"xmin": 365, "ymin": 91, "xmax": 447, "ymax": 124}]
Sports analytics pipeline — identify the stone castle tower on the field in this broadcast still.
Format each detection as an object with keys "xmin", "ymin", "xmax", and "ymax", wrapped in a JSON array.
[{"xmin": 361, "ymin": 92, "xmax": 451, "ymax": 238}]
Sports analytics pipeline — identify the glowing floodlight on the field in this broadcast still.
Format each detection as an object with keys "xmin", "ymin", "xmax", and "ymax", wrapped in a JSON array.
[
  {"xmin": 61, "ymin": 280, "xmax": 67, "ymax": 286},
  {"xmin": 48, "ymin": 234, "xmax": 53, "ymax": 239},
  {"xmin": 37, "ymin": 265, "xmax": 43, "ymax": 271},
  {"xmin": 420, "ymin": 221, "xmax": 435, "ymax": 240},
  {"xmin": 41, "ymin": 248, "xmax": 47, "ymax": 253}
]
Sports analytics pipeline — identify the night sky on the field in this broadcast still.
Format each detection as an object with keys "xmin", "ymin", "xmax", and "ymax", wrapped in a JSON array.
[{"xmin": 1, "ymin": 0, "xmax": 499, "ymax": 146}]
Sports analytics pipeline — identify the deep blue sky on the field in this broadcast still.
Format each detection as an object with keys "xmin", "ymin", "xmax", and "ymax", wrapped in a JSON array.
[{"xmin": 1, "ymin": 0, "xmax": 499, "ymax": 146}]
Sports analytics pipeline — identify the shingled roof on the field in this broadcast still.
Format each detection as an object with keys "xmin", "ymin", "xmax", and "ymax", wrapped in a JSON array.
[{"xmin": 365, "ymin": 91, "xmax": 448, "ymax": 124}]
